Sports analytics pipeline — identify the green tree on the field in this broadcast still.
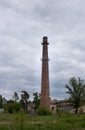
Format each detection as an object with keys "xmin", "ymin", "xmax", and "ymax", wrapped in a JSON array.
[
  {"xmin": 13, "ymin": 92, "xmax": 19, "ymax": 102},
  {"xmin": 4, "ymin": 100, "xmax": 20, "ymax": 113},
  {"xmin": 33, "ymin": 92, "xmax": 40, "ymax": 110},
  {"xmin": 65, "ymin": 77, "xmax": 85, "ymax": 113},
  {"xmin": 21, "ymin": 90, "xmax": 30, "ymax": 111},
  {"xmin": 0, "ymin": 95, "xmax": 3, "ymax": 108}
]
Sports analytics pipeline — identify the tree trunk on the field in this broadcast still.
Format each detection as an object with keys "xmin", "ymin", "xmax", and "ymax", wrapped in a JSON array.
[{"xmin": 75, "ymin": 107, "xmax": 78, "ymax": 114}]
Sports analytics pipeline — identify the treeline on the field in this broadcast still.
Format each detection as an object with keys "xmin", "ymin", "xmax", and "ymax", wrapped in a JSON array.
[
  {"xmin": 0, "ymin": 91, "xmax": 40, "ymax": 114},
  {"xmin": 0, "ymin": 77, "xmax": 85, "ymax": 114}
]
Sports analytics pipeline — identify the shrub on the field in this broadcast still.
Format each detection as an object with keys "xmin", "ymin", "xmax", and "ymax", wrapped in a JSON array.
[
  {"xmin": 4, "ymin": 101, "xmax": 20, "ymax": 113},
  {"xmin": 38, "ymin": 107, "xmax": 52, "ymax": 116}
]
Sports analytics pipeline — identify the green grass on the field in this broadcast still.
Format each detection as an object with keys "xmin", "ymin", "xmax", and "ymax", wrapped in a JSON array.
[{"xmin": 0, "ymin": 112, "xmax": 85, "ymax": 130}]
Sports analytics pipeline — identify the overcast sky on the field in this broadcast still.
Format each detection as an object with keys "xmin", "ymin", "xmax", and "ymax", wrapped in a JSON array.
[{"xmin": 0, "ymin": 0, "xmax": 85, "ymax": 100}]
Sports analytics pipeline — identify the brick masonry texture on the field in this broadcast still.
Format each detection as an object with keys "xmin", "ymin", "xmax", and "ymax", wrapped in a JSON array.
[{"xmin": 40, "ymin": 36, "xmax": 50, "ymax": 109}]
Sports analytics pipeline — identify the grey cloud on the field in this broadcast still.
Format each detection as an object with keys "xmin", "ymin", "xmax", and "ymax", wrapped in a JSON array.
[{"xmin": 0, "ymin": 0, "xmax": 85, "ymax": 100}]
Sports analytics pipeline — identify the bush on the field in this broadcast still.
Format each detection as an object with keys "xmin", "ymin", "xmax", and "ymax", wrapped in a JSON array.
[
  {"xmin": 4, "ymin": 101, "xmax": 20, "ymax": 113},
  {"xmin": 38, "ymin": 107, "xmax": 52, "ymax": 116}
]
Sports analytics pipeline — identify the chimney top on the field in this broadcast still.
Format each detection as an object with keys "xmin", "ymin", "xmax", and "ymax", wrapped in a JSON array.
[
  {"xmin": 42, "ymin": 36, "xmax": 49, "ymax": 45},
  {"xmin": 43, "ymin": 36, "xmax": 48, "ymax": 43}
]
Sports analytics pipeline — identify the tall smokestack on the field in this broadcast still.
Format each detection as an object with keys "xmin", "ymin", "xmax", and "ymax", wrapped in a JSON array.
[{"xmin": 40, "ymin": 36, "xmax": 50, "ymax": 109}]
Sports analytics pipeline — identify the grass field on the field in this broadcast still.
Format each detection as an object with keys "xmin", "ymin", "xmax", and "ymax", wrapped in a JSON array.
[{"xmin": 0, "ymin": 112, "xmax": 85, "ymax": 130}]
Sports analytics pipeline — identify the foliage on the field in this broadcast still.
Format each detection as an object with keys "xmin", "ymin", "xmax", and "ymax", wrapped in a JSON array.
[
  {"xmin": 65, "ymin": 77, "xmax": 85, "ymax": 113},
  {"xmin": 20, "ymin": 90, "xmax": 30, "ymax": 111},
  {"xmin": 13, "ymin": 92, "xmax": 19, "ymax": 102},
  {"xmin": 38, "ymin": 106, "xmax": 52, "ymax": 115},
  {"xmin": 0, "ymin": 113, "xmax": 85, "ymax": 130},
  {"xmin": 33, "ymin": 92, "xmax": 40, "ymax": 110},
  {"xmin": 12, "ymin": 110, "xmax": 25, "ymax": 130},
  {"xmin": 4, "ymin": 100, "xmax": 20, "ymax": 113},
  {"xmin": 0, "ymin": 95, "xmax": 3, "ymax": 108}
]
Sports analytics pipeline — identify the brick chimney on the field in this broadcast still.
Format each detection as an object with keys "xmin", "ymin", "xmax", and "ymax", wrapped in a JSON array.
[{"xmin": 40, "ymin": 36, "xmax": 50, "ymax": 109}]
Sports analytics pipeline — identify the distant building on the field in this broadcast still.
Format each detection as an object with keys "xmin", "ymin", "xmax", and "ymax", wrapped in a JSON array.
[
  {"xmin": 78, "ymin": 105, "xmax": 85, "ymax": 113},
  {"xmin": 50, "ymin": 99, "xmax": 73, "ymax": 113},
  {"xmin": 0, "ymin": 108, "xmax": 4, "ymax": 113},
  {"xmin": 3, "ymin": 98, "xmax": 7, "ymax": 105}
]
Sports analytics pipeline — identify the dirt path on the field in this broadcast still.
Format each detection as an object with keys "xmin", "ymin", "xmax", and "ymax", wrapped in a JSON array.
[{"xmin": 0, "ymin": 121, "xmax": 12, "ymax": 124}]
